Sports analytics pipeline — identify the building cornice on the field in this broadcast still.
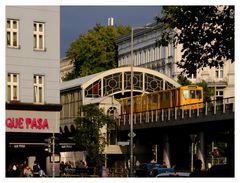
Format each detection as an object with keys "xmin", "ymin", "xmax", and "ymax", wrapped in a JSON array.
[{"xmin": 6, "ymin": 102, "xmax": 62, "ymax": 111}]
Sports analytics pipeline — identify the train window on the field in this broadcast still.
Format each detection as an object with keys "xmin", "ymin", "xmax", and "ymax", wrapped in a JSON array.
[
  {"xmin": 166, "ymin": 92, "xmax": 170, "ymax": 100},
  {"xmin": 190, "ymin": 90, "xmax": 195, "ymax": 98},
  {"xmin": 143, "ymin": 96, "xmax": 147, "ymax": 105},
  {"xmin": 152, "ymin": 95, "xmax": 158, "ymax": 103},
  {"xmin": 183, "ymin": 90, "xmax": 189, "ymax": 99},
  {"xmin": 136, "ymin": 98, "xmax": 139, "ymax": 105},
  {"xmin": 196, "ymin": 90, "xmax": 201, "ymax": 99},
  {"xmin": 162, "ymin": 93, "xmax": 166, "ymax": 100}
]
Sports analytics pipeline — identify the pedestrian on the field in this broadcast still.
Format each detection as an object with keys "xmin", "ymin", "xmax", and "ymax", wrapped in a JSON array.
[
  {"xmin": 150, "ymin": 159, "xmax": 156, "ymax": 163},
  {"xmin": 161, "ymin": 161, "xmax": 167, "ymax": 168},
  {"xmin": 135, "ymin": 160, "xmax": 140, "ymax": 167},
  {"xmin": 101, "ymin": 166, "xmax": 108, "ymax": 177},
  {"xmin": 12, "ymin": 163, "xmax": 20, "ymax": 177},
  {"xmin": 23, "ymin": 166, "xmax": 33, "ymax": 177},
  {"xmin": 32, "ymin": 161, "xmax": 40, "ymax": 177},
  {"xmin": 39, "ymin": 169, "xmax": 46, "ymax": 177},
  {"xmin": 60, "ymin": 161, "xmax": 65, "ymax": 175},
  {"xmin": 7, "ymin": 163, "xmax": 20, "ymax": 177},
  {"xmin": 190, "ymin": 159, "xmax": 207, "ymax": 177}
]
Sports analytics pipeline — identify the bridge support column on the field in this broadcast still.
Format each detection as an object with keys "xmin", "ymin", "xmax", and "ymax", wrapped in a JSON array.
[
  {"xmin": 163, "ymin": 134, "xmax": 171, "ymax": 168},
  {"xmin": 197, "ymin": 132, "xmax": 206, "ymax": 170}
]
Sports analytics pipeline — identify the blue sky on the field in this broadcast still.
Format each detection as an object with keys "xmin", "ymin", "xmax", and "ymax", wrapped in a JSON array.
[{"xmin": 60, "ymin": 6, "xmax": 161, "ymax": 58}]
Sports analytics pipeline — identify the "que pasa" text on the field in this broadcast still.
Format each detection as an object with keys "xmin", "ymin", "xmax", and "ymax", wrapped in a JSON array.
[{"xmin": 6, "ymin": 117, "xmax": 49, "ymax": 130}]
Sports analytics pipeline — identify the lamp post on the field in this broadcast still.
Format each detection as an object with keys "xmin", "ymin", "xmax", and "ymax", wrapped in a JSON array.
[
  {"xmin": 130, "ymin": 26, "xmax": 134, "ymax": 177},
  {"xmin": 129, "ymin": 26, "xmax": 152, "ymax": 177}
]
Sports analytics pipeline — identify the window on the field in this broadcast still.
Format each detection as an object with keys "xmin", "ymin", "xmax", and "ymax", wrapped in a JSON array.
[
  {"xmin": 34, "ymin": 75, "xmax": 44, "ymax": 103},
  {"xmin": 188, "ymin": 70, "xmax": 197, "ymax": 79},
  {"xmin": 6, "ymin": 19, "xmax": 19, "ymax": 48},
  {"xmin": 183, "ymin": 90, "xmax": 189, "ymax": 99},
  {"xmin": 215, "ymin": 66, "xmax": 224, "ymax": 78},
  {"xmin": 33, "ymin": 22, "xmax": 45, "ymax": 50},
  {"xmin": 216, "ymin": 90, "xmax": 224, "ymax": 100},
  {"xmin": 196, "ymin": 90, "xmax": 202, "ymax": 99},
  {"xmin": 152, "ymin": 95, "xmax": 158, "ymax": 103},
  {"xmin": 190, "ymin": 90, "xmax": 196, "ymax": 98},
  {"xmin": 7, "ymin": 73, "xmax": 19, "ymax": 101}
]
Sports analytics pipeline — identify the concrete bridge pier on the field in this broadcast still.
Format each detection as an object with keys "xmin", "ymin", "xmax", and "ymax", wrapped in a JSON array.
[
  {"xmin": 196, "ymin": 131, "xmax": 206, "ymax": 170},
  {"xmin": 163, "ymin": 134, "xmax": 171, "ymax": 168}
]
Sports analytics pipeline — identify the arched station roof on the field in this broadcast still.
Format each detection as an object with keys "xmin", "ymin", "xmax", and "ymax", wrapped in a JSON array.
[
  {"xmin": 60, "ymin": 66, "xmax": 180, "ymax": 99},
  {"xmin": 60, "ymin": 66, "xmax": 180, "ymax": 134}
]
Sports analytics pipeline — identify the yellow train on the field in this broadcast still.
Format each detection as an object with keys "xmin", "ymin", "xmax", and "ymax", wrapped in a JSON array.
[{"xmin": 118, "ymin": 85, "xmax": 204, "ymax": 114}]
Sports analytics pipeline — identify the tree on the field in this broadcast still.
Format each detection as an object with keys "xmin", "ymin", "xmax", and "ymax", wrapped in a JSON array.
[
  {"xmin": 196, "ymin": 80, "xmax": 214, "ymax": 103},
  {"xmin": 64, "ymin": 24, "xmax": 131, "ymax": 80},
  {"xmin": 74, "ymin": 104, "xmax": 115, "ymax": 174},
  {"xmin": 155, "ymin": 6, "xmax": 234, "ymax": 76},
  {"xmin": 177, "ymin": 74, "xmax": 192, "ymax": 85}
]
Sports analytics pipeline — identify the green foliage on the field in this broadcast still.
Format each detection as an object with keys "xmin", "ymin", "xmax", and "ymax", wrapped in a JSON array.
[
  {"xmin": 206, "ymin": 141, "xmax": 227, "ymax": 158},
  {"xmin": 64, "ymin": 24, "xmax": 131, "ymax": 80},
  {"xmin": 196, "ymin": 80, "xmax": 214, "ymax": 103},
  {"xmin": 74, "ymin": 104, "xmax": 115, "ymax": 173},
  {"xmin": 156, "ymin": 6, "xmax": 234, "ymax": 76},
  {"xmin": 62, "ymin": 71, "xmax": 77, "ymax": 81},
  {"xmin": 177, "ymin": 74, "xmax": 192, "ymax": 85}
]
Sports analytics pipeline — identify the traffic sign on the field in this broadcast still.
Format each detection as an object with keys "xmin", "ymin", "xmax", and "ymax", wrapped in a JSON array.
[
  {"xmin": 117, "ymin": 141, "xmax": 130, "ymax": 146},
  {"xmin": 128, "ymin": 132, "xmax": 136, "ymax": 138}
]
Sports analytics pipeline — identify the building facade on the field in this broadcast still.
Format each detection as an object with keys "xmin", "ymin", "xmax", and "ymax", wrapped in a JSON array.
[
  {"xmin": 6, "ymin": 6, "xmax": 61, "ymax": 175},
  {"xmin": 116, "ymin": 23, "xmax": 235, "ymax": 100},
  {"xmin": 60, "ymin": 57, "xmax": 74, "ymax": 82}
]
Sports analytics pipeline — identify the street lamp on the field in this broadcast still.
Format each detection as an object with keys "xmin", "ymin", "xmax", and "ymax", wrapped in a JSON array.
[
  {"xmin": 129, "ymin": 26, "xmax": 152, "ymax": 177},
  {"xmin": 129, "ymin": 26, "xmax": 134, "ymax": 177}
]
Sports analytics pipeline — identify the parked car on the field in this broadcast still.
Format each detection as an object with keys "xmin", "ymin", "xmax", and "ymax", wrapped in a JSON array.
[
  {"xmin": 135, "ymin": 163, "xmax": 160, "ymax": 177},
  {"xmin": 156, "ymin": 172, "xmax": 190, "ymax": 177},
  {"xmin": 150, "ymin": 167, "xmax": 175, "ymax": 177}
]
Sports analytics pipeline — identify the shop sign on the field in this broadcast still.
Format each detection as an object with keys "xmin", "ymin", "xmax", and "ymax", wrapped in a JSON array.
[
  {"xmin": 6, "ymin": 117, "xmax": 49, "ymax": 130},
  {"xmin": 6, "ymin": 110, "xmax": 60, "ymax": 133},
  {"xmin": 13, "ymin": 144, "xmax": 26, "ymax": 148},
  {"xmin": 61, "ymin": 145, "xmax": 72, "ymax": 148}
]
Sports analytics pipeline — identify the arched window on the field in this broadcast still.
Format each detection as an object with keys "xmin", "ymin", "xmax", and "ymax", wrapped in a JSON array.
[{"xmin": 107, "ymin": 107, "xmax": 118, "ymax": 119}]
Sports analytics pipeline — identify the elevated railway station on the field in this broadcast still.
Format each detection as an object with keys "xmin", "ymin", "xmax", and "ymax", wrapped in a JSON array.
[
  {"xmin": 60, "ymin": 66, "xmax": 234, "ymax": 174},
  {"xmin": 60, "ymin": 66, "xmax": 180, "ymax": 133}
]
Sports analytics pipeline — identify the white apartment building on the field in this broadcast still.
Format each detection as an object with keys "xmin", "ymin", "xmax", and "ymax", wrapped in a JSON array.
[
  {"xmin": 6, "ymin": 6, "xmax": 61, "ymax": 175},
  {"xmin": 116, "ymin": 23, "xmax": 234, "ymax": 100},
  {"xmin": 60, "ymin": 57, "xmax": 74, "ymax": 82}
]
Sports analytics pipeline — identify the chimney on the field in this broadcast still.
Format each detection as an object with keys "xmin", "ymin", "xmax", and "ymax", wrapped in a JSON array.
[{"xmin": 108, "ymin": 17, "xmax": 114, "ymax": 26}]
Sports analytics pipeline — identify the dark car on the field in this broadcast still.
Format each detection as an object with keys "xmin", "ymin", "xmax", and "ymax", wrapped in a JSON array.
[
  {"xmin": 156, "ymin": 172, "xmax": 190, "ymax": 177},
  {"xmin": 135, "ymin": 163, "xmax": 160, "ymax": 177},
  {"xmin": 150, "ymin": 167, "xmax": 176, "ymax": 177}
]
